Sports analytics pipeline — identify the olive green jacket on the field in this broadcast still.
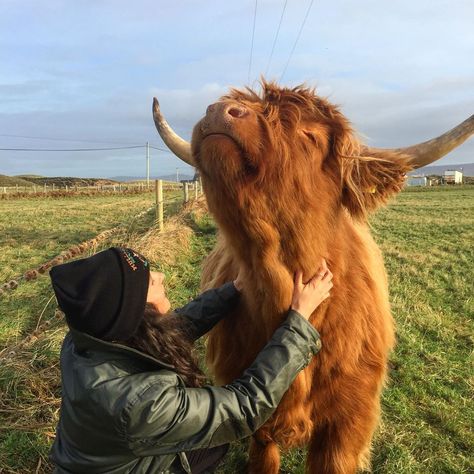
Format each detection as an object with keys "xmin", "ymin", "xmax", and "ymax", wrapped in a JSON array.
[{"xmin": 50, "ymin": 283, "xmax": 321, "ymax": 473}]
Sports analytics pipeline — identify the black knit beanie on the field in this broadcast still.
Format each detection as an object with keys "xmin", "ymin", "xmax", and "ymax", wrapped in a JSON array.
[{"xmin": 50, "ymin": 247, "xmax": 150, "ymax": 341}]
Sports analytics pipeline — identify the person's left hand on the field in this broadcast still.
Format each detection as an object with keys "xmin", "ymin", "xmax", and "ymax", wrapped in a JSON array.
[{"xmin": 233, "ymin": 269, "xmax": 244, "ymax": 292}]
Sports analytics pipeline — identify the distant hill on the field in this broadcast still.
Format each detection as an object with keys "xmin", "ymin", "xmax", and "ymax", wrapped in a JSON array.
[
  {"xmin": 15, "ymin": 174, "xmax": 44, "ymax": 179},
  {"xmin": 22, "ymin": 177, "xmax": 119, "ymax": 186},
  {"xmin": 0, "ymin": 174, "xmax": 35, "ymax": 186},
  {"xmin": 409, "ymin": 163, "xmax": 474, "ymax": 177},
  {"xmin": 1, "ymin": 176, "xmax": 119, "ymax": 187}
]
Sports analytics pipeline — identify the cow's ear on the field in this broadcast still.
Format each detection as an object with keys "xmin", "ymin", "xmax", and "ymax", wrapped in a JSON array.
[{"xmin": 334, "ymin": 130, "xmax": 412, "ymax": 219}]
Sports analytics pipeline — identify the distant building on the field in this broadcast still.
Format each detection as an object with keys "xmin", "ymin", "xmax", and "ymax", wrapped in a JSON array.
[
  {"xmin": 426, "ymin": 175, "xmax": 441, "ymax": 186},
  {"xmin": 444, "ymin": 170, "xmax": 463, "ymax": 184},
  {"xmin": 407, "ymin": 175, "xmax": 427, "ymax": 186}
]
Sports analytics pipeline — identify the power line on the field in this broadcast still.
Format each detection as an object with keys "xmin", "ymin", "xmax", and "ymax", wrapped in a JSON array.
[
  {"xmin": 0, "ymin": 133, "xmax": 144, "ymax": 146},
  {"xmin": 280, "ymin": 0, "xmax": 315, "ymax": 81},
  {"xmin": 265, "ymin": 0, "xmax": 288, "ymax": 77},
  {"xmin": 0, "ymin": 145, "xmax": 144, "ymax": 152},
  {"xmin": 149, "ymin": 145, "xmax": 176, "ymax": 154},
  {"xmin": 247, "ymin": 0, "xmax": 258, "ymax": 84},
  {"xmin": 0, "ymin": 143, "xmax": 181, "ymax": 154}
]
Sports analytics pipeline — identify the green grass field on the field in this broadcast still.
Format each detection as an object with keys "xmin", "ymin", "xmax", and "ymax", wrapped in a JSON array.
[{"xmin": 0, "ymin": 186, "xmax": 472, "ymax": 473}]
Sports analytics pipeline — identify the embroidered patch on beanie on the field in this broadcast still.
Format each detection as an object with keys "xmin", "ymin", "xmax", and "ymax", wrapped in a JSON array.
[{"xmin": 119, "ymin": 248, "xmax": 149, "ymax": 271}]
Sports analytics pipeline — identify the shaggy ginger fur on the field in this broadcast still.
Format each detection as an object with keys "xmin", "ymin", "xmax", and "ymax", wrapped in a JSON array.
[{"xmin": 192, "ymin": 81, "xmax": 411, "ymax": 474}]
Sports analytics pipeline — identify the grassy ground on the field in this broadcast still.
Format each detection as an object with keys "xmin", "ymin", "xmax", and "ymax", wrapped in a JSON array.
[
  {"xmin": 0, "ymin": 186, "xmax": 473, "ymax": 473},
  {"xmin": 369, "ymin": 186, "xmax": 473, "ymax": 474}
]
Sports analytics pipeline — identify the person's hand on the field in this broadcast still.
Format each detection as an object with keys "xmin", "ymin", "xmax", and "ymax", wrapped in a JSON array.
[
  {"xmin": 233, "ymin": 269, "xmax": 244, "ymax": 292},
  {"xmin": 291, "ymin": 259, "xmax": 333, "ymax": 320}
]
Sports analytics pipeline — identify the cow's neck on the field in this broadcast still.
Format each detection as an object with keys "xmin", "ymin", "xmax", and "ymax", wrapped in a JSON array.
[{"xmin": 220, "ymin": 193, "xmax": 341, "ymax": 332}]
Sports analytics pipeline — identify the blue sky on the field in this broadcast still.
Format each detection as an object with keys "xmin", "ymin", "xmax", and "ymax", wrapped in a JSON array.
[{"xmin": 0, "ymin": 0, "xmax": 473, "ymax": 178}]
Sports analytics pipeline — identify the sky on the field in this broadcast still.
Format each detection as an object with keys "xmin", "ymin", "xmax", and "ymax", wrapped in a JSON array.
[{"xmin": 0, "ymin": 0, "xmax": 473, "ymax": 178}]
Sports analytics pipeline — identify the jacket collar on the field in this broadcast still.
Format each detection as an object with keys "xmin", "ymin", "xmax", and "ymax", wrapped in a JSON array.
[{"xmin": 69, "ymin": 327, "xmax": 176, "ymax": 371}]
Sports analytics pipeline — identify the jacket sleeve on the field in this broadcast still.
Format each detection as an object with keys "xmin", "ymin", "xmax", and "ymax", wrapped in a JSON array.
[
  {"xmin": 122, "ymin": 310, "xmax": 321, "ymax": 456},
  {"xmin": 175, "ymin": 282, "xmax": 240, "ymax": 340}
]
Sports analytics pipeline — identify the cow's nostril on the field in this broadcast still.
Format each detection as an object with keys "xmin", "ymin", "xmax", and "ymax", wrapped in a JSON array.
[{"xmin": 227, "ymin": 106, "xmax": 248, "ymax": 119}]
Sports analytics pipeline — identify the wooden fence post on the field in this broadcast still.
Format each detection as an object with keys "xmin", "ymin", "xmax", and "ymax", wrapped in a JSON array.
[
  {"xmin": 183, "ymin": 182, "xmax": 189, "ymax": 203},
  {"xmin": 155, "ymin": 180, "xmax": 164, "ymax": 232},
  {"xmin": 194, "ymin": 181, "xmax": 199, "ymax": 200}
]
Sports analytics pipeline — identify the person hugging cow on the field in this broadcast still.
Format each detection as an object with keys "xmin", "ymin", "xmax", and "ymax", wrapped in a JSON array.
[{"xmin": 49, "ymin": 246, "xmax": 333, "ymax": 473}]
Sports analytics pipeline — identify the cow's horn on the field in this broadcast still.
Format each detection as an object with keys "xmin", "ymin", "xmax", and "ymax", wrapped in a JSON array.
[
  {"xmin": 367, "ymin": 115, "xmax": 474, "ymax": 169},
  {"xmin": 152, "ymin": 97, "xmax": 195, "ymax": 166}
]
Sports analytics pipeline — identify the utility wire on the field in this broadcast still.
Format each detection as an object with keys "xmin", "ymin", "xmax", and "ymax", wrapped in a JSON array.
[
  {"xmin": 247, "ymin": 0, "xmax": 258, "ymax": 84},
  {"xmin": 149, "ymin": 145, "xmax": 176, "ymax": 154},
  {"xmin": 0, "ymin": 146, "xmax": 144, "ymax": 152},
  {"xmin": 0, "ymin": 133, "xmax": 144, "ymax": 146},
  {"xmin": 265, "ymin": 0, "xmax": 288, "ymax": 77},
  {"xmin": 0, "ymin": 144, "xmax": 181, "ymax": 154},
  {"xmin": 280, "ymin": 0, "xmax": 315, "ymax": 81}
]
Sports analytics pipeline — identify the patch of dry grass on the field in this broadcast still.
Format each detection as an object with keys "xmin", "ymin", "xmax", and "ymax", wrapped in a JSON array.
[{"xmin": 110, "ymin": 214, "xmax": 194, "ymax": 266}]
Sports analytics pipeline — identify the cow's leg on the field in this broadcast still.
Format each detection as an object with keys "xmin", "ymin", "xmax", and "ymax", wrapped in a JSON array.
[
  {"xmin": 306, "ymin": 384, "xmax": 381, "ymax": 474},
  {"xmin": 248, "ymin": 437, "xmax": 280, "ymax": 474}
]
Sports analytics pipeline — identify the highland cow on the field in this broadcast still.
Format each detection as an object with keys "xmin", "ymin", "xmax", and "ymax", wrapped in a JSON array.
[{"xmin": 153, "ymin": 81, "xmax": 473, "ymax": 473}]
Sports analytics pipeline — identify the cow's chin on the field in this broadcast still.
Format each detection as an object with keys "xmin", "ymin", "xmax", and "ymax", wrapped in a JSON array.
[
  {"xmin": 201, "ymin": 133, "xmax": 242, "ymax": 154},
  {"xmin": 196, "ymin": 135, "xmax": 245, "ymax": 180}
]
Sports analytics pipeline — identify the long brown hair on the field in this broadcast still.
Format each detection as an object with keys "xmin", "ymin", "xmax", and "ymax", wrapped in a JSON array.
[{"xmin": 123, "ymin": 304, "xmax": 206, "ymax": 388}]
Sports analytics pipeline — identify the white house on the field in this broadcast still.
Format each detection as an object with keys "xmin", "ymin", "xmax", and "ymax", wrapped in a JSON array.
[{"xmin": 444, "ymin": 170, "xmax": 463, "ymax": 184}]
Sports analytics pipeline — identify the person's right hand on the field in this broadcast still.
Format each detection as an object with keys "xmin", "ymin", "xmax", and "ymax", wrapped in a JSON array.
[{"xmin": 291, "ymin": 259, "xmax": 333, "ymax": 320}]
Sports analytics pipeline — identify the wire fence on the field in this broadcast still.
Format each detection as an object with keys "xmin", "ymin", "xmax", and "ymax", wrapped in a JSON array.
[{"xmin": 0, "ymin": 180, "xmax": 184, "ymax": 197}]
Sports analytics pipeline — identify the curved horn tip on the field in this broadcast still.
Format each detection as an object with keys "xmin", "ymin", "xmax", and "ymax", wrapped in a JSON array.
[
  {"xmin": 367, "ymin": 114, "xmax": 474, "ymax": 169},
  {"xmin": 151, "ymin": 95, "xmax": 195, "ymax": 166},
  {"xmin": 152, "ymin": 97, "xmax": 160, "ymax": 114}
]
